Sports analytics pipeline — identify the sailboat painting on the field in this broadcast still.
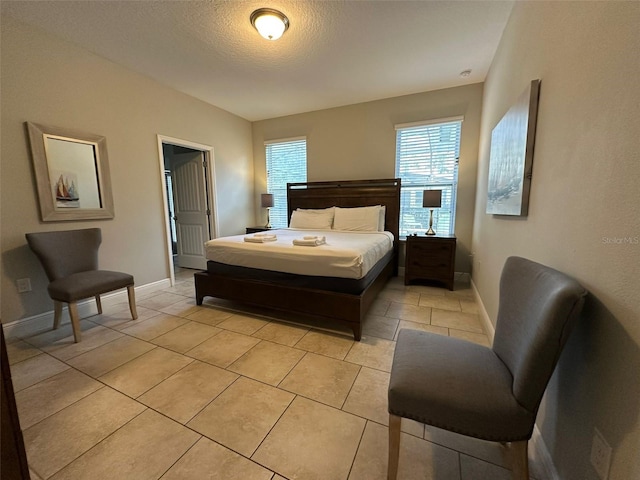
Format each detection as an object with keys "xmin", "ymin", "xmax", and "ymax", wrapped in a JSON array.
[
  {"xmin": 486, "ymin": 79, "xmax": 540, "ymax": 216},
  {"xmin": 52, "ymin": 172, "xmax": 80, "ymax": 208}
]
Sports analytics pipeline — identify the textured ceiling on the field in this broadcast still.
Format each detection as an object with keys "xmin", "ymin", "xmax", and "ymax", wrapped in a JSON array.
[{"xmin": 2, "ymin": 0, "xmax": 514, "ymax": 121}]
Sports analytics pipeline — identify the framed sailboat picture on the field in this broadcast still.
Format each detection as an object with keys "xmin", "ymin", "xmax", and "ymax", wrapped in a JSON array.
[
  {"xmin": 26, "ymin": 122, "xmax": 115, "ymax": 221},
  {"xmin": 486, "ymin": 79, "xmax": 540, "ymax": 216}
]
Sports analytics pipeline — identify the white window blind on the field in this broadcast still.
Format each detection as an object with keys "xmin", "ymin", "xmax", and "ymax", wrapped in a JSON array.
[
  {"xmin": 395, "ymin": 118, "xmax": 462, "ymax": 237},
  {"xmin": 266, "ymin": 137, "xmax": 307, "ymax": 228}
]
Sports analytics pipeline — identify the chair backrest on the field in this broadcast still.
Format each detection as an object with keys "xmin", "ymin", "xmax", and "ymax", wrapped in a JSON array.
[
  {"xmin": 492, "ymin": 256, "xmax": 587, "ymax": 413},
  {"xmin": 25, "ymin": 228, "xmax": 102, "ymax": 281}
]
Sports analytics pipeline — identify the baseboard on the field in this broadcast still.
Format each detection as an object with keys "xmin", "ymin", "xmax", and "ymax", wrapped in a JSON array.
[
  {"xmin": 531, "ymin": 425, "xmax": 561, "ymax": 480},
  {"xmin": 470, "ymin": 279, "xmax": 559, "ymax": 480},
  {"xmin": 470, "ymin": 278, "xmax": 495, "ymax": 343},
  {"xmin": 2, "ymin": 278, "xmax": 171, "ymax": 340}
]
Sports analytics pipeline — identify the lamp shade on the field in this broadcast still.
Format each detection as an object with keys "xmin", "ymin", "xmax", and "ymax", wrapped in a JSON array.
[
  {"xmin": 261, "ymin": 193, "xmax": 274, "ymax": 208},
  {"xmin": 422, "ymin": 190, "xmax": 442, "ymax": 208}
]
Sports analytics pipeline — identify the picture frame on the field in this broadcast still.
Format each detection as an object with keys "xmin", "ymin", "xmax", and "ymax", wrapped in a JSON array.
[
  {"xmin": 26, "ymin": 122, "xmax": 115, "ymax": 221},
  {"xmin": 486, "ymin": 79, "xmax": 541, "ymax": 216}
]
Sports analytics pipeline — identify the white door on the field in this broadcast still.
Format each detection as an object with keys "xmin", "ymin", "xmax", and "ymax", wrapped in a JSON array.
[{"xmin": 172, "ymin": 152, "xmax": 210, "ymax": 269}]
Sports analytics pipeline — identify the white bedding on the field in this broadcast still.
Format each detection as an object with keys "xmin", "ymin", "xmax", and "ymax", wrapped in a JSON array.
[{"xmin": 204, "ymin": 228, "xmax": 394, "ymax": 279}]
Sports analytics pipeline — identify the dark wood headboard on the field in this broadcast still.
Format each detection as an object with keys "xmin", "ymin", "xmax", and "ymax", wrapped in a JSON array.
[{"xmin": 286, "ymin": 178, "xmax": 401, "ymax": 246}]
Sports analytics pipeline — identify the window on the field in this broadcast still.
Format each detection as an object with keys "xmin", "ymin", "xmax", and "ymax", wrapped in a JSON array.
[
  {"xmin": 395, "ymin": 117, "xmax": 462, "ymax": 237},
  {"xmin": 265, "ymin": 137, "xmax": 307, "ymax": 228}
]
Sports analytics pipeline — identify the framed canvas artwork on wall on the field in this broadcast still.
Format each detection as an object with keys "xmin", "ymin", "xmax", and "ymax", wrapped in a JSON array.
[{"xmin": 486, "ymin": 79, "xmax": 541, "ymax": 216}]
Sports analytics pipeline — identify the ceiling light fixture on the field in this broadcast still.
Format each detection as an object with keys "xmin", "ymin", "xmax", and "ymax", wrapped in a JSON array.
[
  {"xmin": 459, "ymin": 69, "xmax": 472, "ymax": 78},
  {"xmin": 250, "ymin": 8, "xmax": 289, "ymax": 41}
]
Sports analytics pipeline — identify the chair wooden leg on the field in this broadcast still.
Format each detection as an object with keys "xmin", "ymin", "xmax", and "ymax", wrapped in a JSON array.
[
  {"xmin": 510, "ymin": 440, "xmax": 529, "ymax": 480},
  {"xmin": 127, "ymin": 285, "xmax": 138, "ymax": 320},
  {"xmin": 388, "ymin": 414, "xmax": 402, "ymax": 480},
  {"xmin": 68, "ymin": 302, "xmax": 82, "ymax": 343},
  {"xmin": 95, "ymin": 295, "xmax": 103, "ymax": 314},
  {"xmin": 53, "ymin": 301, "xmax": 63, "ymax": 330}
]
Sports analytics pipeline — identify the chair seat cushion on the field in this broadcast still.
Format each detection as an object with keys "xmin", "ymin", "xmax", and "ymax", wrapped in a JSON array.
[
  {"xmin": 388, "ymin": 329, "xmax": 535, "ymax": 442},
  {"xmin": 48, "ymin": 270, "xmax": 134, "ymax": 302}
]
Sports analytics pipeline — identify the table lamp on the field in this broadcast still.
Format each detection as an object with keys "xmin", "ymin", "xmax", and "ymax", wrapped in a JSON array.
[
  {"xmin": 261, "ymin": 193, "xmax": 274, "ymax": 228},
  {"xmin": 422, "ymin": 190, "xmax": 442, "ymax": 235}
]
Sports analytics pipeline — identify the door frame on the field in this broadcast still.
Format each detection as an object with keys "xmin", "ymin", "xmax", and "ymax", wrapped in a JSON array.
[{"xmin": 156, "ymin": 135, "xmax": 217, "ymax": 286}]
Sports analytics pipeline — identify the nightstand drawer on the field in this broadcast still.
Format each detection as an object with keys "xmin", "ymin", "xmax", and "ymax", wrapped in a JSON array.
[
  {"xmin": 406, "ymin": 259, "xmax": 451, "ymax": 277},
  {"xmin": 407, "ymin": 245, "xmax": 454, "ymax": 267}
]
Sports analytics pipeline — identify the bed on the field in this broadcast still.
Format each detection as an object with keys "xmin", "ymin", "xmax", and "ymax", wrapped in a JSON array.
[{"xmin": 194, "ymin": 178, "xmax": 401, "ymax": 340}]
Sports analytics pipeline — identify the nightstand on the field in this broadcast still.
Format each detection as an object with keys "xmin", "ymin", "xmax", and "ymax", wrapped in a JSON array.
[
  {"xmin": 246, "ymin": 226, "xmax": 272, "ymax": 234},
  {"xmin": 404, "ymin": 234, "xmax": 456, "ymax": 290}
]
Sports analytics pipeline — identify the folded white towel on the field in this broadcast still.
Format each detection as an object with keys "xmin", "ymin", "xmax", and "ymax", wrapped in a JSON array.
[
  {"xmin": 293, "ymin": 236, "xmax": 326, "ymax": 246},
  {"xmin": 303, "ymin": 235, "xmax": 326, "ymax": 242},
  {"xmin": 253, "ymin": 232, "xmax": 274, "ymax": 237},
  {"xmin": 244, "ymin": 235, "xmax": 277, "ymax": 243}
]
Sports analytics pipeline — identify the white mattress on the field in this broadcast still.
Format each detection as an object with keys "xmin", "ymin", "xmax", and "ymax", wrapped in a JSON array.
[{"xmin": 204, "ymin": 228, "xmax": 394, "ymax": 279}]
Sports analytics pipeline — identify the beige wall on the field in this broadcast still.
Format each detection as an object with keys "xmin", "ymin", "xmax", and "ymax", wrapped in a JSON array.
[
  {"xmin": 472, "ymin": 2, "xmax": 640, "ymax": 479},
  {"xmin": 1, "ymin": 17, "xmax": 254, "ymax": 323},
  {"xmin": 252, "ymin": 83, "xmax": 484, "ymax": 273}
]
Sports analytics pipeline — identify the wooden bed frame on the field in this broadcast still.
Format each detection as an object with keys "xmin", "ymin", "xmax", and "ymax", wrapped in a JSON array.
[{"xmin": 194, "ymin": 178, "xmax": 401, "ymax": 340}]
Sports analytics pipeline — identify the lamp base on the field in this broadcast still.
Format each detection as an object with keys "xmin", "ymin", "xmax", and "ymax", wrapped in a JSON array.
[
  {"xmin": 425, "ymin": 208, "xmax": 436, "ymax": 235},
  {"xmin": 264, "ymin": 208, "xmax": 271, "ymax": 229}
]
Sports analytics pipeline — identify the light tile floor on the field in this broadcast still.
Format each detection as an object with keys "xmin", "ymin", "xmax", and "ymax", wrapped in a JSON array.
[{"xmin": 6, "ymin": 269, "xmax": 545, "ymax": 480}]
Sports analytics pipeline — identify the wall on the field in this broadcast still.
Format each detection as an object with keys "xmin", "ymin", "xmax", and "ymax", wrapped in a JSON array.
[
  {"xmin": 252, "ymin": 83, "xmax": 484, "ymax": 273},
  {"xmin": 472, "ymin": 2, "xmax": 640, "ymax": 479},
  {"xmin": 0, "ymin": 16, "xmax": 254, "ymax": 323}
]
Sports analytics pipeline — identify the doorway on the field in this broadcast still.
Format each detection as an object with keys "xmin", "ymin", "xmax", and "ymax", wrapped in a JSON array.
[{"xmin": 157, "ymin": 135, "xmax": 217, "ymax": 285}]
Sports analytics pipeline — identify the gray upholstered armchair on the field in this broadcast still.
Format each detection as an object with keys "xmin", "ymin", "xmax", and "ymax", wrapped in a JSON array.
[
  {"xmin": 388, "ymin": 256, "xmax": 587, "ymax": 479},
  {"xmin": 25, "ymin": 228, "xmax": 138, "ymax": 343}
]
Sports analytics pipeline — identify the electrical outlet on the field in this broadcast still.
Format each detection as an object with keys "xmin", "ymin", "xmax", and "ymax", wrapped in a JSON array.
[
  {"xmin": 590, "ymin": 428, "xmax": 612, "ymax": 480},
  {"xmin": 16, "ymin": 278, "xmax": 32, "ymax": 293}
]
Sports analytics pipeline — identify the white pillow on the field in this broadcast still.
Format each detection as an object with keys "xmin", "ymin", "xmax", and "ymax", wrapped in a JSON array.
[
  {"xmin": 333, "ymin": 205, "xmax": 381, "ymax": 232},
  {"xmin": 378, "ymin": 205, "xmax": 386, "ymax": 231},
  {"xmin": 297, "ymin": 207, "xmax": 334, "ymax": 214},
  {"xmin": 289, "ymin": 208, "xmax": 334, "ymax": 229}
]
